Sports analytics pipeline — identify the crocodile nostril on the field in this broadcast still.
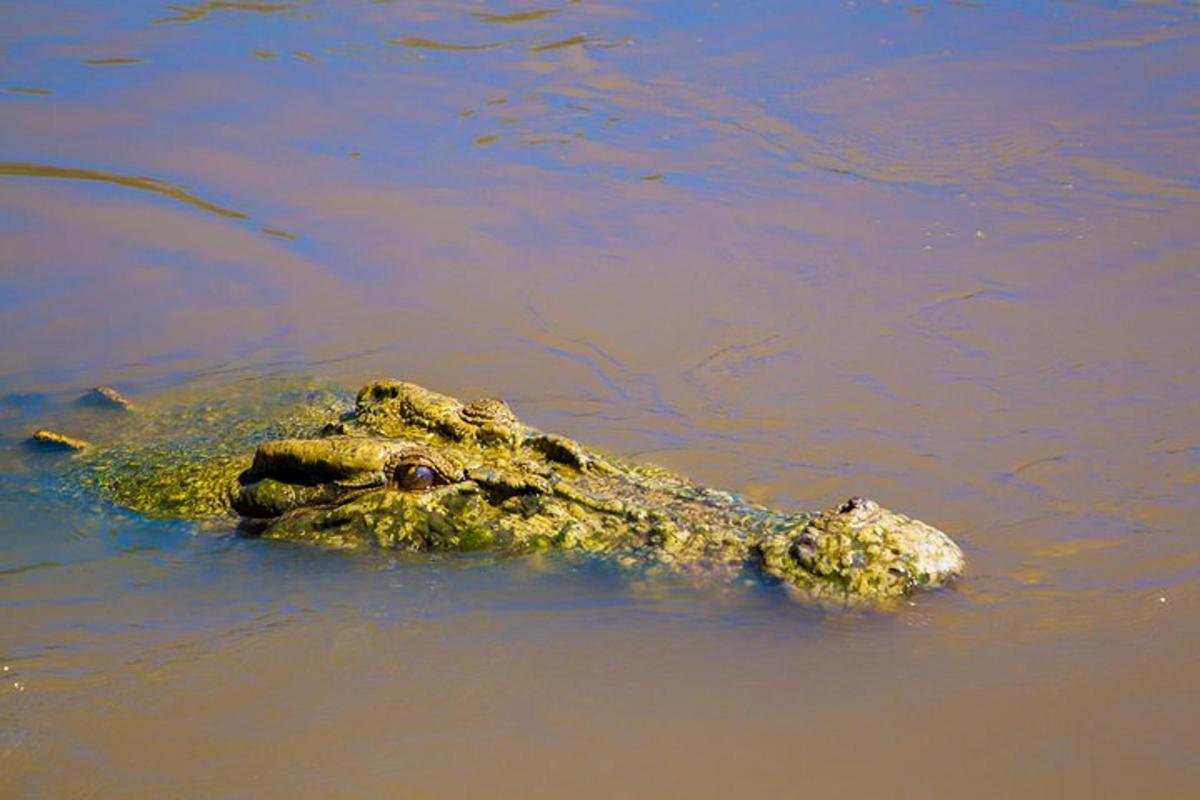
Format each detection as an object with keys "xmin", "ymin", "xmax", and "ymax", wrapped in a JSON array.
[
  {"xmin": 838, "ymin": 496, "xmax": 879, "ymax": 514},
  {"xmin": 798, "ymin": 532, "xmax": 818, "ymax": 549}
]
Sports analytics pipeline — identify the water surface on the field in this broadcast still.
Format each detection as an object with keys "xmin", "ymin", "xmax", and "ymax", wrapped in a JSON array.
[{"xmin": 1, "ymin": 1, "xmax": 1198, "ymax": 797}]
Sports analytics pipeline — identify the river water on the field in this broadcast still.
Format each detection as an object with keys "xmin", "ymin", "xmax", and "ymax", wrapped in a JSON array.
[{"xmin": 1, "ymin": 1, "xmax": 1197, "ymax": 797}]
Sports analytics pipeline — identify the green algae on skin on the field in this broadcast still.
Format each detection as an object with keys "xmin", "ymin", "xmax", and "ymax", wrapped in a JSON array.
[
  {"xmin": 107, "ymin": 454, "xmax": 251, "ymax": 520},
  {"xmin": 63, "ymin": 385, "xmax": 351, "ymax": 521}
]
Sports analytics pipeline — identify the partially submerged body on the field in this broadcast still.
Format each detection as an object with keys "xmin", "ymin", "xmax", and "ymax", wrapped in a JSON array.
[{"xmin": 33, "ymin": 379, "xmax": 965, "ymax": 607}]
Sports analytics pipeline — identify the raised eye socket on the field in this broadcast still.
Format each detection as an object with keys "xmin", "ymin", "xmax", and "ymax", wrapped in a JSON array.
[{"xmin": 395, "ymin": 463, "xmax": 438, "ymax": 491}]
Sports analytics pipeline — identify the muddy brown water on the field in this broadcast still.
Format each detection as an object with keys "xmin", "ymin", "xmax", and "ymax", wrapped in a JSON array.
[{"xmin": 1, "ymin": 1, "xmax": 1198, "ymax": 797}]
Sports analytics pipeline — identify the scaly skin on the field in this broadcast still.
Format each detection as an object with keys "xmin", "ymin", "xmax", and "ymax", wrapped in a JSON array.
[{"xmin": 53, "ymin": 379, "xmax": 965, "ymax": 607}]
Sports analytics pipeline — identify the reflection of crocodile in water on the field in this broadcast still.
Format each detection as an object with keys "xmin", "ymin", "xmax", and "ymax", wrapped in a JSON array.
[{"xmin": 33, "ymin": 379, "xmax": 964, "ymax": 607}]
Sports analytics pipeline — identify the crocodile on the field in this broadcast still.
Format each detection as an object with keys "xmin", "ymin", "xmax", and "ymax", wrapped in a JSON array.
[{"xmin": 32, "ymin": 379, "xmax": 965, "ymax": 607}]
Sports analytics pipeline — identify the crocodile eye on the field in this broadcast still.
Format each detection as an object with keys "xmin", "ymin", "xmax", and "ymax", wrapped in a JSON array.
[{"xmin": 396, "ymin": 464, "xmax": 438, "ymax": 491}]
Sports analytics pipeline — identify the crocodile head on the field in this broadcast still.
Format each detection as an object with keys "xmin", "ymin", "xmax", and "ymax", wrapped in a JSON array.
[{"xmin": 231, "ymin": 380, "xmax": 964, "ymax": 605}]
